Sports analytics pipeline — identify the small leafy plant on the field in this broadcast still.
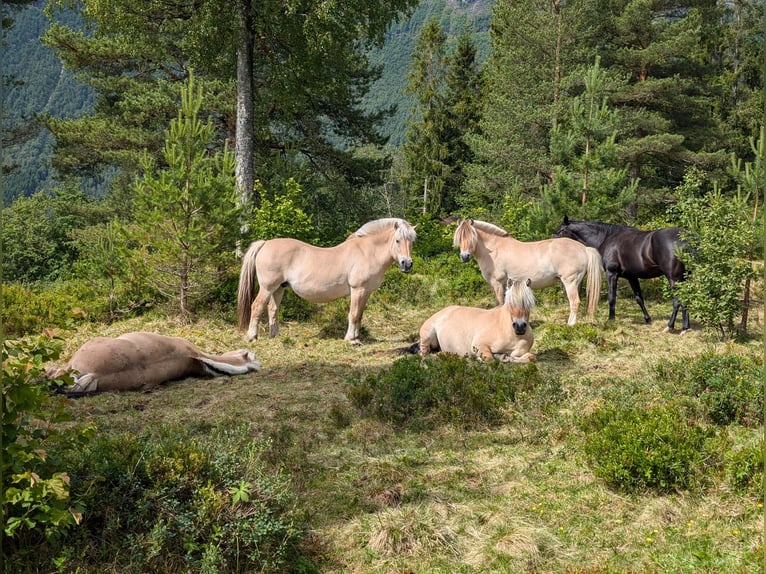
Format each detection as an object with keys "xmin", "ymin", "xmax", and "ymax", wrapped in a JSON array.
[{"xmin": 2, "ymin": 335, "xmax": 94, "ymax": 565}]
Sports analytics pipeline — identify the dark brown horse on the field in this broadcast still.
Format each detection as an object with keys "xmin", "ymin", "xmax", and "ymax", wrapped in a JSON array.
[{"xmin": 554, "ymin": 217, "xmax": 690, "ymax": 332}]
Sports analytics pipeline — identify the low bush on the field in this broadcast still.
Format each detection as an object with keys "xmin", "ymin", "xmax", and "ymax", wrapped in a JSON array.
[
  {"xmin": 49, "ymin": 425, "xmax": 310, "ymax": 574},
  {"xmin": 2, "ymin": 335, "xmax": 95, "ymax": 571},
  {"xmin": 723, "ymin": 435, "xmax": 764, "ymax": 492},
  {"xmin": 347, "ymin": 354, "xmax": 560, "ymax": 430},
  {"xmin": 580, "ymin": 405, "xmax": 713, "ymax": 493},
  {"xmin": 655, "ymin": 352, "xmax": 763, "ymax": 427}
]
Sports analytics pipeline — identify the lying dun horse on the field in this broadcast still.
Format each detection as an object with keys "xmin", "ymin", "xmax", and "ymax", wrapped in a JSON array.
[
  {"xmin": 238, "ymin": 218, "xmax": 416, "ymax": 344},
  {"xmin": 49, "ymin": 332, "xmax": 261, "ymax": 394},
  {"xmin": 418, "ymin": 278, "xmax": 537, "ymax": 362},
  {"xmin": 454, "ymin": 219, "xmax": 602, "ymax": 325}
]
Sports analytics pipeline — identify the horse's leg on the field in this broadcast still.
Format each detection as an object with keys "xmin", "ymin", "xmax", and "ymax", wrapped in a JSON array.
[
  {"xmin": 561, "ymin": 278, "xmax": 581, "ymax": 326},
  {"xmin": 491, "ymin": 279, "xmax": 505, "ymax": 305},
  {"xmin": 247, "ymin": 288, "xmax": 272, "ymax": 341},
  {"xmin": 664, "ymin": 279, "xmax": 690, "ymax": 333},
  {"xmin": 606, "ymin": 272, "xmax": 619, "ymax": 321},
  {"xmin": 267, "ymin": 287, "xmax": 284, "ymax": 338},
  {"xmin": 346, "ymin": 288, "xmax": 371, "ymax": 345},
  {"xmin": 474, "ymin": 344, "xmax": 494, "ymax": 361},
  {"xmin": 627, "ymin": 277, "xmax": 652, "ymax": 324}
]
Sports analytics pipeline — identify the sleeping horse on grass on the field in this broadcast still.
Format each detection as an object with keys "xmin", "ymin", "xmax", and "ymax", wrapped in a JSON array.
[{"xmin": 48, "ymin": 332, "xmax": 261, "ymax": 395}]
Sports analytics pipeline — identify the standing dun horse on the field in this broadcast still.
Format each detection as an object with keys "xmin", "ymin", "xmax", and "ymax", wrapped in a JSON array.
[
  {"xmin": 48, "ymin": 332, "xmax": 261, "ymax": 394},
  {"xmin": 453, "ymin": 219, "xmax": 602, "ymax": 325},
  {"xmin": 418, "ymin": 277, "xmax": 537, "ymax": 362},
  {"xmin": 237, "ymin": 218, "xmax": 416, "ymax": 345}
]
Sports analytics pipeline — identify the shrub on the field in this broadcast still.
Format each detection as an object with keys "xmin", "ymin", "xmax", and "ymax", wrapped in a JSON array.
[
  {"xmin": 2, "ymin": 335, "xmax": 95, "ymax": 568},
  {"xmin": 347, "ymin": 354, "xmax": 559, "ymax": 430},
  {"xmin": 655, "ymin": 352, "xmax": 763, "ymax": 427},
  {"xmin": 723, "ymin": 436, "xmax": 764, "ymax": 492},
  {"xmin": 55, "ymin": 424, "xmax": 308, "ymax": 574},
  {"xmin": 580, "ymin": 405, "xmax": 713, "ymax": 493}
]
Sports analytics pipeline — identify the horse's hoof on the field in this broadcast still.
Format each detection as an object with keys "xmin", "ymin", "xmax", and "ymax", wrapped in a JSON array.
[
  {"xmin": 347, "ymin": 338, "xmax": 362, "ymax": 346},
  {"xmin": 662, "ymin": 326, "xmax": 673, "ymax": 333},
  {"xmin": 680, "ymin": 329, "xmax": 690, "ymax": 335}
]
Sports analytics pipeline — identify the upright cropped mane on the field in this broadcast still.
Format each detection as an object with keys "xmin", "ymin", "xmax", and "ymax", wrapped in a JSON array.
[
  {"xmin": 471, "ymin": 220, "xmax": 509, "ymax": 237},
  {"xmin": 350, "ymin": 218, "xmax": 416, "ymax": 241},
  {"xmin": 504, "ymin": 280, "xmax": 536, "ymax": 313}
]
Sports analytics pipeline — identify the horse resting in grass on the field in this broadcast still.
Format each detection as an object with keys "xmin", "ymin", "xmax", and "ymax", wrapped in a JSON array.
[
  {"xmin": 237, "ymin": 218, "xmax": 416, "ymax": 345},
  {"xmin": 554, "ymin": 216, "xmax": 690, "ymax": 332},
  {"xmin": 453, "ymin": 218, "xmax": 601, "ymax": 326},
  {"xmin": 47, "ymin": 332, "xmax": 261, "ymax": 395},
  {"xmin": 418, "ymin": 277, "xmax": 537, "ymax": 362}
]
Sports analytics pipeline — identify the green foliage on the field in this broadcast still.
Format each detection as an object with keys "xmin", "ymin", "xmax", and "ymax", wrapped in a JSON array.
[
  {"xmin": 68, "ymin": 220, "xmax": 153, "ymax": 322},
  {"xmin": 347, "ymin": 354, "xmax": 560, "ymax": 430},
  {"xmin": 580, "ymin": 405, "xmax": 713, "ymax": 493},
  {"xmin": 723, "ymin": 436, "xmax": 763, "ymax": 492},
  {"xmin": 127, "ymin": 74, "xmax": 241, "ymax": 318},
  {"xmin": 1, "ymin": 282, "xmax": 90, "ymax": 337},
  {"xmin": 2, "ymin": 336, "xmax": 95, "ymax": 565},
  {"xmin": 541, "ymin": 58, "xmax": 637, "ymax": 224},
  {"xmin": 53, "ymin": 425, "xmax": 306, "ymax": 573},
  {"xmin": 654, "ymin": 352, "xmax": 763, "ymax": 427},
  {"xmin": 669, "ymin": 167, "xmax": 759, "ymax": 340},
  {"xmin": 1, "ymin": 181, "xmax": 112, "ymax": 283},
  {"xmin": 247, "ymin": 178, "xmax": 317, "ymax": 243}
]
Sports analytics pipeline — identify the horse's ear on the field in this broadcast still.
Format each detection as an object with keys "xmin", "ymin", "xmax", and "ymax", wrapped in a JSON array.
[
  {"xmin": 469, "ymin": 218, "xmax": 474, "ymax": 225},
  {"xmin": 563, "ymin": 215, "xmax": 570, "ymax": 224},
  {"xmin": 525, "ymin": 278, "xmax": 532, "ymax": 287}
]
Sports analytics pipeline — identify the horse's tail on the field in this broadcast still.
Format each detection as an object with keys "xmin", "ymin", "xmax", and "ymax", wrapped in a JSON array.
[
  {"xmin": 237, "ymin": 240, "xmax": 266, "ymax": 330},
  {"xmin": 584, "ymin": 246, "xmax": 603, "ymax": 320}
]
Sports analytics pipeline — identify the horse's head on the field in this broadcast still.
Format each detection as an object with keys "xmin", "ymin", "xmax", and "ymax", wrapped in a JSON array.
[
  {"xmin": 391, "ymin": 220, "xmax": 416, "ymax": 273},
  {"xmin": 553, "ymin": 215, "xmax": 576, "ymax": 239},
  {"xmin": 504, "ymin": 278, "xmax": 535, "ymax": 336},
  {"xmin": 453, "ymin": 218, "xmax": 476, "ymax": 262}
]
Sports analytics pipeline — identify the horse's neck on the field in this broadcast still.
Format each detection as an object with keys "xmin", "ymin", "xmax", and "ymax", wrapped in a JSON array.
[{"xmin": 476, "ymin": 229, "xmax": 516, "ymax": 259}]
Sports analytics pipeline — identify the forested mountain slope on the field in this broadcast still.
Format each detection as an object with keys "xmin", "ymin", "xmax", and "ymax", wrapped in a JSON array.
[
  {"xmin": 2, "ymin": 1, "xmax": 95, "ymax": 204},
  {"xmin": 364, "ymin": 0, "xmax": 492, "ymax": 146}
]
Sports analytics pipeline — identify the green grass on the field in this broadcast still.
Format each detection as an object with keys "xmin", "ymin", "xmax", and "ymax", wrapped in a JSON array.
[{"xmin": 41, "ymin": 273, "xmax": 765, "ymax": 573}]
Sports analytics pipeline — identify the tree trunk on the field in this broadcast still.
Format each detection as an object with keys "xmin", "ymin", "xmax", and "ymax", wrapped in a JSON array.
[{"xmin": 235, "ymin": 0, "xmax": 255, "ymax": 209}]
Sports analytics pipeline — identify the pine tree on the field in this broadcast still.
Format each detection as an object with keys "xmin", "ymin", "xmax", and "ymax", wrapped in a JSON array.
[
  {"xmin": 581, "ymin": 0, "xmax": 729, "ymax": 218},
  {"xmin": 126, "ymin": 75, "xmax": 240, "ymax": 318},
  {"xmin": 541, "ymin": 57, "xmax": 637, "ymax": 223}
]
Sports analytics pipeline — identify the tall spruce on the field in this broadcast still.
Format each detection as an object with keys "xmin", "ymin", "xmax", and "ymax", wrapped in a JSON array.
[
  {"xmin": 443, "ymin": 30, "xmax": 482, "ymax": 215},
  {"xmin": 402, "ymin": 22, "xmax": 482, "ymax": 217},
  {"xmin": 401, "ymin": 19, "xmax": 450, "ymax": 215},
  {"xmin": 462, "ymin": 0, "xmax": 582, "ymax": 214}
]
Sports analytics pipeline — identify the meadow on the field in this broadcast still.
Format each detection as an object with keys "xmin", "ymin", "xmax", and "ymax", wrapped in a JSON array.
[{"xmin": 43, "ymin": 259, "xmax": 764, "ymax": 573}]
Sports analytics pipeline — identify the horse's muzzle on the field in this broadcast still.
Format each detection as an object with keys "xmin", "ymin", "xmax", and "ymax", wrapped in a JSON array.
[
  {"xmin": 460, "ymin": 252, "xmax": 471, "ymax": 263},
  {"xmin": 399, "ymin": 258, "xmax": 413, "ymax": 273},
  {"xmin": 513, "ymin": 320, "xmax": 527, "ymax": 336}
]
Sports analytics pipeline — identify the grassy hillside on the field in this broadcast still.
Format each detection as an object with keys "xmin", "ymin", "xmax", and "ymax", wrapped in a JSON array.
[{"xmin": 41, "ymin": 262, "xmax": 763, "ymax": 573}]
